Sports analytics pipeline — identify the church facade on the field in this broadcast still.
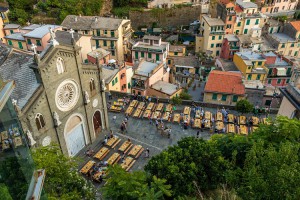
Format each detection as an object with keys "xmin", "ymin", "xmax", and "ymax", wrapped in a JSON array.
[{"xmin": 0, "ymin": 33, "xmax": 109, "ymax": 156}]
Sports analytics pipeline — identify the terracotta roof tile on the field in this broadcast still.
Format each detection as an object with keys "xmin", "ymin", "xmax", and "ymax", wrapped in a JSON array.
[
  {"xmin": 290, "ymin": 21, "xmax": 300, "ymax": 32},
  {"xmin": 235, "ymin": 5, "xmax": 243, "ymax": 13},
  {"xmin": 204, "ymin": 70, "xmax": 245, "ymax": 95}
]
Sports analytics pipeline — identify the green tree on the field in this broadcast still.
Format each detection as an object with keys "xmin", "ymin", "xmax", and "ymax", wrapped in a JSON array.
[
  {"xmin": 171, "ymin": 96, "xmax": 182, "ymax": 105},
  {"xmin": 235, "ymin": 99, "xmax": 253, "ymax": 114},
  {"xmin": 145, "ymin": 137, "xmax": 229, "ymax": 197},
  {"xmin": 102, "ymin": 165, "xmax": 171, "ymax": 199},
  {"xmin": 250, "ymin": 116, "xmax": 300, "ymax": 144},
  {"xmin": 0, "ymin": 184, "xmax": 13, "ymax": 200},
  {"xmin": 31, "ymin": 145, "xmax": 96, "ymax": 200},
  {"xmin": 237, "ymin": 141, "xmax": 300, "ymax": 199},
  {"xmin": 179, "ymin": 91, "xmax": 192, "ymax": 100}
]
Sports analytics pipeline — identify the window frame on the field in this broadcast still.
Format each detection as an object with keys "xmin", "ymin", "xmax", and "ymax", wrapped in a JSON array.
[{"xmin": 35, "ymin": 113, "xmax": 46, "ymax": 130}]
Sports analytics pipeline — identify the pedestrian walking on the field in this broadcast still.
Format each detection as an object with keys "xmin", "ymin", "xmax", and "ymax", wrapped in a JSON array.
[
  {"xmin": 145, "ymin": 148, "xmax": 150, "ymax": 158},
  {"xmin": 197, "ymin": 131, "xmax": 200, "ymax": 138},
  {"xmin": 155, "ymin": 119, "xmax": 159, "ymax": 129},
  {"xmin": 113, "ymin": 115, "xmax": 117, "ymax": 124}
]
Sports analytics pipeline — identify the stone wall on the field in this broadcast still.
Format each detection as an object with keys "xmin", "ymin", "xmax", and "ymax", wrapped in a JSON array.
[{"xmin": 129, "ymin": 6, "xmax": 203, "ymax": 30}]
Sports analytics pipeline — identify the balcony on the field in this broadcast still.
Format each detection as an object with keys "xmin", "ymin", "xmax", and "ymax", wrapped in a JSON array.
[
  {"xmin": 210, "ymin": 30, "xmax": 225, "ymax": 35},
  {"xmin": 132, "ymin": 79, "xmax": 147, "ymax": 90},
  {"xmin": 230, "ymin": 46, "xmax": 239, "ymax": 50}
]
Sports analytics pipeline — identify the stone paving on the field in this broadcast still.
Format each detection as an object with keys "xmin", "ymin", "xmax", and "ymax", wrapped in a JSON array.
[{"xmin": 77, "ymin": 98, "xmax": 274, "ymax": 189}]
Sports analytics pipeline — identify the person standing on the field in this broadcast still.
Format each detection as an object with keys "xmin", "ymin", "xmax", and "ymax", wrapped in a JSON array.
[
  {"xmin": 145, "ymin": 148, "xmax": 150, "ymax": 158},
  {"xmin": 155, "ymin": 119, "xmax": 159, "ymax": 129}
]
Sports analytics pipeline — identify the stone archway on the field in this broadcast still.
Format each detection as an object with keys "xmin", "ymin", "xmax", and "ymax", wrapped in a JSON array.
[{"xmin": 93, "ymin": 110, "xmax": 102, "ymax": 137}]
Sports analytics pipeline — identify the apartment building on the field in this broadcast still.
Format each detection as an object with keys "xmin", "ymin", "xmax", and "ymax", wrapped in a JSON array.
[
  {"xmin": 131, "ymin": 61, "xmax": 170, "ymax": 96},
  {"xmin": 204, "ymin": 70, "xmax": 245, "ymax": 106},
  {"xmin": 217, "ymin": 1, "xmax": 236, "ymax": 34},
  {"xmin": 265, "ymin": 21, "xmax": 300, "ymax": 58},
  {"xmin": 233, "ymin": 51, "xmax": 268, "ymax": 82},
  {"xmin": 263, "ymin": 52, "xmax": 293, "ymax": 86},
  {"xmin": 61, "ymin": 15, "xmax": 133, "ymax": 61},
  {"xmin": 220, "ymin": 34, "xmax": 240, "ymax": 60},
  {"xmin": 4, "ymin": 25, "xmax": 61, "ymax": 53},
  {"xmin": 261, "ymin": 0, "xmax": 298, "ymax": 14},
  {"xmin": 197, "ymin": 15, "xmax": 225, "ymax": 57},
  {"xmin": 132, "ymin": 35, "xmax": 169, "ymax": 64}
]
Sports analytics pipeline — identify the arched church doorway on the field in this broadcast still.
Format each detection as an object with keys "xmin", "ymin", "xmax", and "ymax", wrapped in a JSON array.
[
  {"xmin": 93, "ymin": 110, "xmax": 102, "ymax": 137},
  {"xmin": 64, "ymin": 114, "xmax": 86, "ymax": 157}
]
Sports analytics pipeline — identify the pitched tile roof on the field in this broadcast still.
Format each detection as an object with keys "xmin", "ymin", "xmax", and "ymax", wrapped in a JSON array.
[
  {"xmin": 61, "ymin": 15, "xmax": 128, "ymax": 31},
  {"xmin": 290, "ymin": 21, "xmax": 300, "ymax": 32},
  {"xmin": 0, "ymin": 45, "xmax": 40, "ymax": 108},
  {"xmin": 204, "ymin": 70, "xmax": 245, "ymax": 95}
]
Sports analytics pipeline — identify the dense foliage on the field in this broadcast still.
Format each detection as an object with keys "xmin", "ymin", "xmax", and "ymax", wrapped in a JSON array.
[
  {"xmin": 6, "ymin": 0, "xmax": 103, "ymax": 25},
  {"xmin": 143, "ymin": 116, "xmax": 300, "ymax": 199},
  {"xmin": 0, "ymin": 156, "xmax": 34, "ymax": 200},
  {"xmin": 113, "ymin": 0, "xmax": 147, "ymax": 8},
  {"xmin": 235, "ymin": 99, "xmax": 254, "ymax": 114},
  {"xmin": 102, "ymin": 165, "xmax": 172, "ymax": 199},
  {"xmin": 31, "ymin": 145, "xmax": 96, "ymax": 200}
]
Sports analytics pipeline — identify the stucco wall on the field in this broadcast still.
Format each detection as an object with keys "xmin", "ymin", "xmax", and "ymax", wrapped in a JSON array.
[
  {"xmin": 278, "ymin": 96, "xmax": 296, "ymax": 118},
  {"xmin": 204, "ymin": 92, "xmax": 244, "ymax": 106}
]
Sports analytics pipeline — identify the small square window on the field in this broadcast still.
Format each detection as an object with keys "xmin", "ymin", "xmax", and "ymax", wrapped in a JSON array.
[
  {"xmin": 212, "ymin": 93, "xmax": 217, "ymax": 100},
  {"xmin": 222, "ymin": 94, "xmax": 227, "ymax": 101},
  {"xmin": 233, "ymin": 95, "xmax": 238, "ymax": 102},
  {"xmin": 36, "ymin": 40, "xmax": 41, "ymax": 46}
]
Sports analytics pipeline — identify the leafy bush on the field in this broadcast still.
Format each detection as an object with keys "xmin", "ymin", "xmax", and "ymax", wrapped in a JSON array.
[
  {"xmin": 180, "ymin": 91, "xmax": 192, "ymax": 100},
  {"xmin": 171, "ymin": 96, "xmax": 182, "ymax": 105},
  {"xmin": 235, "ymin": 99, "xmax": 253, "ymax": 113}
]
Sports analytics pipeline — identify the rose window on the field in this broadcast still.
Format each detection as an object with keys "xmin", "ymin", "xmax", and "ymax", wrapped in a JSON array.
[{"xmin": 55, "ymin": 80, "xmax": 79, "ymax": 111}]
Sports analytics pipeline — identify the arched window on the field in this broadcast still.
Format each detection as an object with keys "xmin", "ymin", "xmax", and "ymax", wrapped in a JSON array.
[
  {"xmin": 90, "ymin": 78, "xmax": 96, "ymax": 94},
  {"xmin": 35, "ymin": 113, "xmax": 46, "ymax": 130},
  {"xmin": 56, "ymin": 57, "xmax": 65, "ymax": 74}
]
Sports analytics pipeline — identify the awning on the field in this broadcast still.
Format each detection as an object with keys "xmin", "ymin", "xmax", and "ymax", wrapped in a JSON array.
[
  {"xmin": 175, "ymin": 65, "xmax": 194, "ymax": 69},
  {"xmin": 108, "ymin": 59, "xmax": 116, "ymax": 64},
  {"xmin": 277, "ymin": 68, "xmax": 286, "ymax": 76}
]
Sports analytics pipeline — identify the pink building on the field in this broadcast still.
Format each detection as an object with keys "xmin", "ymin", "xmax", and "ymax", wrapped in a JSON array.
[
  {"xmin": 263, "ymin": 52, "xmax": 293, "ymax": 87},
  {"xmin": 3, "ymin": 24, "xmax": 20, "ymax": 36},
  {"xmin": 23, "ymin": 25, "xmax": 61, "ymax": 54},
  {"xmin": 220, "ymin": 34, "xmax": 240, "ymax": 60},
  {"xmin": 131, "ymin": 60, "xmax": 170, "ymax": 96},
  {"xmin": 87, "ymin": 48, "xmax": 111, "ymax": 65},
  {"xmin": 261, "ymin": 0, "xmax": 298, "ymax": 14}
]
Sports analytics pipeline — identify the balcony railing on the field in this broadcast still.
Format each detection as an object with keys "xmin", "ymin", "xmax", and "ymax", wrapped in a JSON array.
[
  {"xmin": 210, "ymin": 31, "xmax": 225, "ymax": 35},
  {"xmin": 230, "ymin": 46, "xmax": 239, "ymax": 50}
]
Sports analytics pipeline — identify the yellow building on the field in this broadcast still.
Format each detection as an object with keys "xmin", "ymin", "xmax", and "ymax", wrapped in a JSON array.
[
  {"xmin": 197, "ymin": 15, "xmax": 225, "ymax": 57},
  {"xmin": 204, "ymin": 70, "xmax": 245, "ymax": 106},
  {"xmin": 233, "ymin": 52, "xmax": 268, "ymax": 81},
  {"xmin": 168, "ymin": 45, "xmax": 186, "ymax": 57},
  {"xmin": 264, "ymin": 21, "xmax": 300, "ymax": 58},
  {"xmin": 61, "ymin": 15, "xmax": 133, "ymax": 61},
  {"xmin": 0, "ymin": 5, "xmax": 9, "ymax": 43},
  {"xmin": 103, "ymin": 66, "xmax": 120, "ymax": 92}
]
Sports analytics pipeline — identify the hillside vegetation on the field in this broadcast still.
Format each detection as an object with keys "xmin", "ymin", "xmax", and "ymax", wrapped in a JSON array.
[{"xmin": 6, "ymin": 0, "xmax": 103, "ymax": 25}]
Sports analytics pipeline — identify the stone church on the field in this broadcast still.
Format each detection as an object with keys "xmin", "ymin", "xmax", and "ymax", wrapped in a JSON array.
[{"xmin": 0, "ymin": 31, "xmax": 109, "ymax": 156}]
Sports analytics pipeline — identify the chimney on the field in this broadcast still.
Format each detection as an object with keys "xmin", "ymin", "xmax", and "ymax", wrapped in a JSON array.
[{"xmin": 75, "ymin": 16, "xmax": 77, "ymax": 22}]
